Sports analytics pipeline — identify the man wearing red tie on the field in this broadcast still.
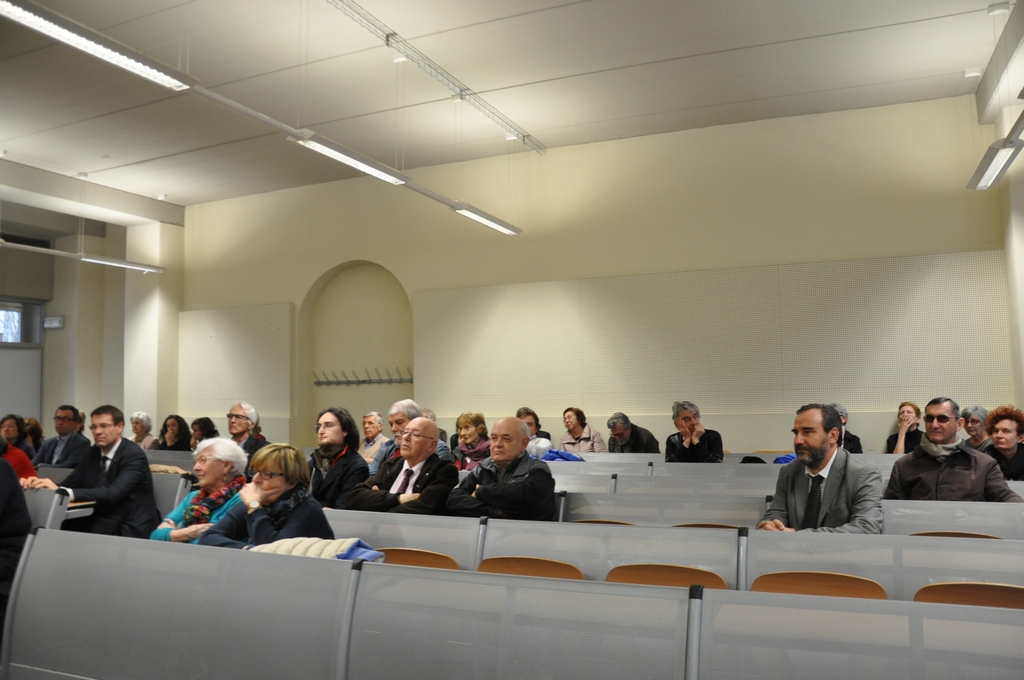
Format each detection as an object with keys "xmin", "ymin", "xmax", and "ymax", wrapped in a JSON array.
[{"xmin": 346, "ymin": 417, "xmax": 457, "ymax": 514}]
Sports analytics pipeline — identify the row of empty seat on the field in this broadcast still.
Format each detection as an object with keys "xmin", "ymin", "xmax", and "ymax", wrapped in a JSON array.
[{"xmin": 4, "ymin": 529, "xmax": 1021, "ymax": 680}]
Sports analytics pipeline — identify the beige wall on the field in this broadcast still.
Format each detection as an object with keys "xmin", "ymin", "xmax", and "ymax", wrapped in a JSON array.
[{"xmin": 179, "ymin": 95, "xmax": 1004, "ymax": 444}]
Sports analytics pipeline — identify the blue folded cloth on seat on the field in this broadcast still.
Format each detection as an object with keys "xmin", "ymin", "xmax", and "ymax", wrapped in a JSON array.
[
  {"xmin": 542, "ymin": 449, "xmax": 585, "ymax": 462},
  {"xmin": 773, "ymin": 454, "xmax": 796, "ymax": 464},
  {"xmin": 336, "ymin": 539, "xmax": 384, "ymax": 563}
]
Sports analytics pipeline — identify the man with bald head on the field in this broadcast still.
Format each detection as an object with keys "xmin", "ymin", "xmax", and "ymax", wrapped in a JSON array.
[
  {"xmin": 447, "ymin": 417, "xmax": 557, "ymax": 521},
  {"xmin": 346, "ymin": 417, "xmax": 457, "ymax": 514}
]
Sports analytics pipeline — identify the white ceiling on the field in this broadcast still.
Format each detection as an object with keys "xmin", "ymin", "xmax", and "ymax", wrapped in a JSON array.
[{"xmin": 0, "ymin": 0, "xmax": 1015, "ymax": 206}]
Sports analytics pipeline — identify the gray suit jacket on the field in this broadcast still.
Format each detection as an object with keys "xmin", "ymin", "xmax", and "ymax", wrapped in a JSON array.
[{"xmin": 761, "ymin": 448, "xmax": 883, "ymax": 533}]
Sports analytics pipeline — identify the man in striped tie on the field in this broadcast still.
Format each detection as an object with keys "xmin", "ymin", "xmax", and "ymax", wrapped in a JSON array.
[{"xmin": 757, "ymin": 404, "xmax": 883, "ymax": 534}]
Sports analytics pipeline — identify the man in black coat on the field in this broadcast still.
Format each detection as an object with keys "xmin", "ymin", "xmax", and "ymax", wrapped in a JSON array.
[
  {"xmin": 347, "ymin": 417, "xmax": 457, "ymax": 514},
  {"xmin": 32, "ymin": 405, "xmax": 91, "ymax": 468},
  {"xmin": 607, "ymin": 412, "xmax": 660, "ymax": 453},
  {"xmin": 22, "ymin": 405, "xmax": 160, "ymax": 538},
  {"xmin": 448, "ymin": 417, "xmax": 556, "ymax": 520}
]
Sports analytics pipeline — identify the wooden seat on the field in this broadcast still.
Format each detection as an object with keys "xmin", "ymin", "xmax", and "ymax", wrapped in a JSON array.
[
  {"xmin": 910, "ymin": 531, "xmax": 1003, "ymax": 540},
  {"xmin": 914, "ymin": 582, "xmax": 1024, "ymax": 609},
  {"xmin": 606, "ymin": 564, "xmax": 728, "ymax": 589},
  {"xmin": 379, "ymin": 547, "xmax": 459, "ymax": 570},
  {"xmin": 750, "ymin": 571, "xmax": 887, "ymax": 600},
  {"xmin": 571, "ymin": 519, "xmax": 635, "ymax": 525},
  {"xmin": 672, "ymin": 522, "xmax": 740, "ymax": 530},
  {"xmin": 477, "ymin": 556, "xmax": 585, "ymax": 580}
]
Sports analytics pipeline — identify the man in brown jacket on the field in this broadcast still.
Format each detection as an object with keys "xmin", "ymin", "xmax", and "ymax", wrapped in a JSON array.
[{"xmin": 884, "ymin": 397, "xmax": 1023, "ymax": 503}]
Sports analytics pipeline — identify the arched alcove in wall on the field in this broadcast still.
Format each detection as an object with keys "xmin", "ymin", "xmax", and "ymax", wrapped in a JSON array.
[{"xmin": 294, "ymin": 261, "xmax": 412, "ymax": 445}]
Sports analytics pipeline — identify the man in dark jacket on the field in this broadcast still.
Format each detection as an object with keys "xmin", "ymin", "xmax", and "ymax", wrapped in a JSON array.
[
  {"xmin": 448, "ymin": 417, "xmax": 556, "ymax": 520},
  {"xmin": 309, "ymin": 407, "xmax": 369, "ymax": 509},
  {"xmin": 22, "ymin": 405, "xmax": 161, "ymax": 537},
  {"xmin": 32, "ymin": 405, "xmax": 91, "ymax": 468},
  {"xmin": 884, "ymin": 397, "xmax": 1023, "ymax": 503},
  {"xmin": 347, "ymin": 417, "xmax": 457, "ymax": 514},
  {"xmin": 606, "ymin": 412, "xmax": 660, "ymax": 453}
]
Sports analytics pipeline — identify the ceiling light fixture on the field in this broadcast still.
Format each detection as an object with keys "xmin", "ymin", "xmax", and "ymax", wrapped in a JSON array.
[
  {"xmin": 0, "ymin": 0, "xmax": 196, "ymax": 92},
  {"xmin": 454, "ymin": 204, "xmax": 521, "ymax": 235},
  {"xmin": 288, "ymin": 131, "xmax": 411, "ymax": 185},
  {"xmin": 393, "ymin": 56, "xmax": 407, "ymax": 63},
  {"xmin": 969, "ymin": 97, "xmax": 1024, "ymax": 190},
  {"xmin": 989, "ymin": 3, "xmax": 1011, "ymax": 16},
  {"xmin": 0, "ymin": 239, "xmax": 164, "ymax": 273},
  {"xmin": 328, "ymin": 0, "xmax": 545, "ymax": 154},
  {"xmin": 964, "ymin": 68, "xmax": 983, "ymax": 78}
]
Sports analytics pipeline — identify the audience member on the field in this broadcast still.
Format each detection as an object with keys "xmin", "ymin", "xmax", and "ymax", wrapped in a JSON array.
[
  {"xmin": 359, "ymin": 412, "xmax": 389, "ymax": 465},
  {"xmin": 516, "ymin": 407, "xmax": 552, "ymax": 440},
  {"xmin": 21, "ymin": 405, "xmax": 161, "ymax": 537},
  {"xmin": 1, "ymin": 414, "xmax": 35, "ymax": 459},
  {"xmin": 421, "ymin": 408, "xmax": 453, "ymax": 461},
  {"xmin": 830, "ymin": 403, "xmax": 863, "ymax": 453},
  {"xmin": 150, "ymin": 438, "xmax": 248, "ymax": 543},
  {"xmin": 32, "ymin": 405, "xmax": 90, "ymax": 468},
  {"xmin": 607, "ymin": 412, "xmax": 660, "ymax": 453},
  {"xmin": 981, "ymin": 405, "xmax": 1024, "ymax": 482},
  {"xmin": 560, "ymin": 407, "xmax": 607, "ymax": 453},
  {"xmin": 23, "ymin": 418, "xmax": 43, "ymax": 453},
  {"xmin": 158, "ymin": 414, "xmax": 191, "ymax": 451},
  {"xmin": 886, "ymin": 401, "xmax": 923, "ymax": 454},
  {"xmin": 448, "ymin": 417, "xmax": 556, "ymax": 520},
  {"xmin": 190, "ymin": 417, "xmax": 219, "ymax": 449},
  {"xmin": 199, "ymin": 444, "xmax": 333, "ymax": 548},
  {"xmin": 884, "ymin": 397, "xmax": 1023, "ymax": 502},
  {"xmin": 347, "ymin": 417, "xmax": 457, "ymax": 514},
  {"xmin": 227, "ymin": 401, "xmax": 268, "ymax": 463},
  {"xmin": 129, "ymin": 411, "xmax": 159, "ymax": 451},
  {"xmin": 962, "ymin": 405, "xmax": 991, "ymax": 451},
  {"xmin": 1, "ymin": 437, "xmax": 35, "ymax": 480},
  {"xmin": 758, "ymin": 404, "xmax": 883, "ymax": 533},
  {"xmin": 309, "ymin": 407, "xmax": 369, "ymax": 509},
  {"xmin": 0, "ymin": 459, "xmax": 30, "ymax": 636},
  {"xmin": 454, "ymin": 411, "xmax": 491, "ymax": 470},
  {"xmin": 665, "ymin": 401, "xmax": 723, "ymax": 463},
  {"xmin": 368, "ymin": 399, "xmax": 422, "ymax": 475}
]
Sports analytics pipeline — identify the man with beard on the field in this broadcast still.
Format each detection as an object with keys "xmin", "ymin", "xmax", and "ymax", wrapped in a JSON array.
[{"xmin": 757, "ymin": 403, "xmax": 883, "ymax": 533}]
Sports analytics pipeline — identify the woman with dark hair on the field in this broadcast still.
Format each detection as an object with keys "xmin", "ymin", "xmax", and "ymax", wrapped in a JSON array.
[
  {"xmin": 0, "ymin": 415, "xmax": 36, "ymax": 480},
  {"xmin": 0, "ymin": 414, "xmax": 35, "ymax": 459},
  {"xmin": 454, "ymin": 412, "xmax": 490, "ymax": 471},
  {"xmin": 158, "ymin": 414, "xmax": 192, "ymax": 451},
  {"xmin": 23, "ymin": 418, "xmax": 43, "ymax": 453},
  {"xmin": 309, "ymin": 407, "xmax": 369, "ymax": 509},
  {"xmin": 559, "ymin": 407, "xmax": 607, "ymax": 453},
  {"xmin": 190, "ymin": 417, "xmax": 220, "ymax": 450}
]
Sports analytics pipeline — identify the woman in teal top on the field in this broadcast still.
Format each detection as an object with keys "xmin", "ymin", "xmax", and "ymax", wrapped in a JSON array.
[{"xmin": 150, "ymin": 438, "xmax": 248, "ymax": 543}]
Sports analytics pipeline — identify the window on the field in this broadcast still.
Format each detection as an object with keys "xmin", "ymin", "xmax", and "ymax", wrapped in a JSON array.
[
  {"xmin": 0, "ymin": 305, "xmax": 22, "ymax": 343},
  {"xmin": 0, "ymin": 302, "xmax": 42, "ymax": 344}
]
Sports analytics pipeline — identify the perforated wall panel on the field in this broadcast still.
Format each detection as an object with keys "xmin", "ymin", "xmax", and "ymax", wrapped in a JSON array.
[{"xmin": 414, "ymin": 251, "xmax": 1012, "ymax": 420}]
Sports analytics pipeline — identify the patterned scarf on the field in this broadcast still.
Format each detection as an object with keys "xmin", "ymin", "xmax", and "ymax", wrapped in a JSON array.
[
  {"xmin": 459, "ymin": 438, "xmax": 491, "ymax": 471},
  {"xmin": 265, "ymin": 483, "xmax": 311, "ymax": 530},
  {"xmin": 920, "ymin": 437, "xmax": 959, "ymax": 462},
  {"xmin": 311, "ymin": 444, "xmax": 347, "ymax": 475},
  {"xmin": 184, "ymin": 475, "xmax": 246, "ymax": 526}
]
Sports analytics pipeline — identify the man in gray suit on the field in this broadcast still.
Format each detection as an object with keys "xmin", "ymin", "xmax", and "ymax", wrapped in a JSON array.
[{"xmin": 757, "ymin": 403, "xmax": 883, "ymax": 533}]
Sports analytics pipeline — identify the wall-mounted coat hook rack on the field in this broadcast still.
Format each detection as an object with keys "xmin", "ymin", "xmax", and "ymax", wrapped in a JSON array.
[{"xmin": 313, "ymin": 366, "xmax": 413, "ymax": 387}]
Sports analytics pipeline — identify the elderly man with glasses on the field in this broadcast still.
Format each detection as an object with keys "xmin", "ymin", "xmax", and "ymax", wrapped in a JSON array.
[
  {"xmin": 346, "ymin": 417, "xmax": 457, "ymax": 514},
  {"xmin": 884, "ymin": 397, "xmax": 1023, "ymax": 503},
  {"xmin": 226, "ymin": 401, "xmax": 268, "ymax": 466}
]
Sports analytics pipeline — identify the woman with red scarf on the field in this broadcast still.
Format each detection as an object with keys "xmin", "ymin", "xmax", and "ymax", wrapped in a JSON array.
[
  {"xmin": 308, "ymin": 407, "xmax": 369, "ymax": 509},
  {"xmin": 454, "ymin": 412, "xmax": 490, "ymax": 471},
  {"xmin": 149, "ymin": 438, "xmax": 248, "ymax": 543}
]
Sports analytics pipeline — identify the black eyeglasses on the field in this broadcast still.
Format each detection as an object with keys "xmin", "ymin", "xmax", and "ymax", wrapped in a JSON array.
[{"xmin": 252, "ymin": 469, "xmax": 284, "ymax": 480}]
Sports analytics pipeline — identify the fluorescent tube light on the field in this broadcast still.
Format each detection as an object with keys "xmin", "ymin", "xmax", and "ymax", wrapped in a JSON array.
[
  {"xmin": 0, "ymin": 239, "xmax": 164, "ymax": 273},
  {"xmin": 290, "ymin": 133, "xmax": 410, "ymax": 185},
  {"xmin": 968, "ymin": 139, "xmax": 1024, "ymax": 190},
  {"xmin": 78, "ymin": 254, "xmax": 164, "ymax": 274},
  {"xmin": 454, "ymin": 204, "xmax": 521, "ymax": 235},
  {"xmin": 0, "ymin": 0, "xmax": 194, "ymax": 92}
]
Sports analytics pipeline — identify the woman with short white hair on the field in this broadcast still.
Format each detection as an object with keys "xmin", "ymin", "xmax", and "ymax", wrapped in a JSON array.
[
  {"xmin": 150, "ymin": 438, "xmax": 248, "ymax": 543},
  {"xmin": 129, "ymin": 412, "xmax": 159, "ymax": 451}
]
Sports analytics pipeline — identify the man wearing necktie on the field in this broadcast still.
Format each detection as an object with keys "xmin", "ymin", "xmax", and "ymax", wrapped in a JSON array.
[
  {"xmin": 757, "ymin": 404, "xmax": 883, "ymax": 534},
  {"xmin": 346, "ymin": 417, "xmax": 458, "ymax": 514},
  {"xmin": 21, "ymin": 405, "xmax": 160, "ymax": 537}
]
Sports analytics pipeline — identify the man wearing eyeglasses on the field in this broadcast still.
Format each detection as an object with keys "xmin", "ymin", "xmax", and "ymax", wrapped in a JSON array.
[
  {"xmin": 346, "ymin": 417, "xmax": 457, "ymax": 514},
  {"xmin": 32, "ymin": 405, "xmax": 90, "ymax": 468},
  {"xmin": 21, "ymin": 405, "xmax": 161, "ymax": 537},
  {"xmin": 227, "ymin": 401, "xmax": 268, "ymax": 465},
  {"xmin": 884, "ymin": 397, "xmax": 1023, "ymax": 502}
]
